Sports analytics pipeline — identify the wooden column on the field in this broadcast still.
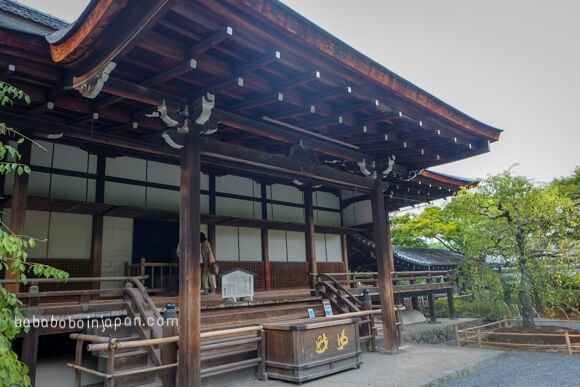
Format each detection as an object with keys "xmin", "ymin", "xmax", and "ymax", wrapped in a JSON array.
[
  {"xmin": 304, "ymin": 185, "xmax": 317, "ymax": 288},
  {"xmin": 4, "ymin": 140, "xmax": 31, "ymax": 293},
  {"xmin": 207, "ymin": 174, "xmax": 216, "ymax": 251},
  {"xmin": 447, "ymin": 289, "xmax": 457, "ymax": 320},
  {"xmin": 178, "ymin": 130, "xmax": 202, "ymax": 387},
  {"xmin": 260, "ymin": 183, "xmax": 271, "ymax": 290},
  {"xmin": 341, "ymin": 233, "xmax": 349, "ymax": 272},
  {"xmin": 370, "ymin": 177, "xmax": 398, "ymax": 352},
  {"xmin": 90, "ymin": 155, "xmax": 105, "ymax": 290}
]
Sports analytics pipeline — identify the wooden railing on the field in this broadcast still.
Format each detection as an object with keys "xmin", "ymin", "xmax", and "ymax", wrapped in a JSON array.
[
  {"xmin": 126, "ymin": 258, "xmax": 178, "ymax": 294},
  {"xmin": 68, "ymin": 325, "xmax": 266, "ymax": 387},
  {"xmin": 455, "ymin": 317, "xmax": 580, "ymax": 354},
  {"xmin": 0, "ymin": 276, "xmax": 147, "ymax": 307},
  {"xmin": 314, "ymin": 273, "xmax": 364, "ymax": 313},
  {"xmin": 315, "ymin": 271, "xmax": 453, "ymax": 293}
]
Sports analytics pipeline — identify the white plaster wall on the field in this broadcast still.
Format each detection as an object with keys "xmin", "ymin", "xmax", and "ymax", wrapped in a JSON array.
[
  {"xmin": 268, "ymin": 229, "xmax": 287, "ymax": 262},
  {"xmin": 47, "ymin": 212, "xmax": 92, "ymax": 259},
  {"xmin": 239, "ymin": 227, "xmax": 261, "ymax": 261},
  {"xmin": 315, "ymin": 233, "xmax": 327, "ymax": 262},
  {"xmin": 215, "ymin": 225, "xmax": 238, "ymax": 261},
  {"xmin": 101, "ymin": 216, "xmax": 133, "ymax": 289},
  {"xmin": 325, "ymin": 234, "xmax": 343, "ymax": 262}
]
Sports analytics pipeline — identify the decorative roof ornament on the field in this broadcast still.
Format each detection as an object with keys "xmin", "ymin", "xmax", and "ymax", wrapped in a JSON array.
[
  {"xmin": 74, "ymin": 62, "xmax": 116, "ymax": 99},
  {"xmin": 357, "ymin": 158, "xmax": 375, "ymax": 177},
  {"xmin": 381, "ymin": 155, "xmax": 396, "ymax": 177},
  {"xmin": 159, "ymin": 93, "xmax": 217, "ymax": 149}
]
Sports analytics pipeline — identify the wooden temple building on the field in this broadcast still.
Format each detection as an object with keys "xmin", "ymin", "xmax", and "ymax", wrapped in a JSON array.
[{"xmin": 0, "ymin": 0, "xmax": 502, "ymax": 386}]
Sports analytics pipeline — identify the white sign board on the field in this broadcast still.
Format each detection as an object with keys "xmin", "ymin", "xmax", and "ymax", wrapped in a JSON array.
[{"xmin": 222, "ymin": 269, "xmax": 254, "ymax": 302}]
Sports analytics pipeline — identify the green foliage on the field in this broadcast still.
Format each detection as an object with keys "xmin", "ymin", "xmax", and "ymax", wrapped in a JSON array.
[
  {"xmin": 393, "ymin": 170, "xmax": 579, "ymax": 325},
  {"xmin": 0, "ymin": 82, "xmax": 68, "ymax": 387},
  {"xmin": 551, "ymin": 167, "xmax": 580, "ymax": 203},
  {"xmin": 391, "ymin": 207, "xmax": 464, "ymax": 252},
  {"xmin": 434, "ymin": 298, "xmax": 516, "ymax": 320}
]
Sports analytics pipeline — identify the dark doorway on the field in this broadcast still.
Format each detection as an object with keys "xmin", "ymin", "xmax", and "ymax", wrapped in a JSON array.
[{"xmin": 132, "ymin": 219, "xmax": 179, "ymax": 263}]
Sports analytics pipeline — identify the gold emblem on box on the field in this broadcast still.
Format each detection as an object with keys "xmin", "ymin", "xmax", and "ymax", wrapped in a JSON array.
[{"xmin": 315, "ymin": 333, "xmax": 329, "ymax": 354}]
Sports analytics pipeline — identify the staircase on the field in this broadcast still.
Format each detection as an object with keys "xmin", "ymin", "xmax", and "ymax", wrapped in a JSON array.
[{"xmin": 69, "ymin": 279, "xmax": 167, "ymax": 387}]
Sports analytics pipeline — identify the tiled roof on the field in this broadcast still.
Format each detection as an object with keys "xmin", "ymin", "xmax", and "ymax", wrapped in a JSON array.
[
  {"xmin": 394, "ymin": 246, "xmax": 464, "ymax": 268},
  {"xmin": 0, "ymin": 0, "xmax": 67, "ymax": 31}
]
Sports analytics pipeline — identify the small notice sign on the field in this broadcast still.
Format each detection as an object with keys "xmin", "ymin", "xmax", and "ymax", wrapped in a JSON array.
[
  {"xmin": 322, "ymin": 299, "xmax": 333, "ymax": 317},
  {"xmin": 307, "ymin": 308, "xmax": 316, "ymax": 319}
]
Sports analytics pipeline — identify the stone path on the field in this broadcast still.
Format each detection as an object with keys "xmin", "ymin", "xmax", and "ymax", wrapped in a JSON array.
[
  {"xmin": 440, "ymin": 351, "xmax": 580, "ymax": 387},
  {"xmin": 226, "ymin": 345, "xmax": 502, "ymax": 387}
]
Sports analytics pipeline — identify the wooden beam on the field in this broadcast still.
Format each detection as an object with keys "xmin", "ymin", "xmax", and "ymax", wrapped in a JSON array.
[
  {"xmin": 304, "ymin": 185, "xmax": 317, "ymax": 287},
  {"xmin": 4, "ymin": 140, "xmax": 31, "ymax": 293},
  {"xmin": 200, "ymin": 136, "xmax": 375, "ymax": 191},
  {"xmin": 178, "ymin": 130, "xmax": 202, "ymax": 386},
  {"xmin": 3, "ymin": 113, "xmax": 376, "ymax": 191},
  {"xmin": 214, "ymin": 108, "xmax": 369, "ymax": 162},
  {"xmin": 370, "ymin": 178, "xmax": 398, "ymax": 352}
]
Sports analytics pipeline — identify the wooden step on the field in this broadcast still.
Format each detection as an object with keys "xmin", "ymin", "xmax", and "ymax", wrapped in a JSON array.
[{"xmin": 97, "ymin": 349, "xmax": 149, "ymax": 371}]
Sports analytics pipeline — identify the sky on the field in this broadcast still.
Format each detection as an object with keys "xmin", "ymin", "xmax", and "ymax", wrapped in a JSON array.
[{"xmin": 18, "ymin": 0, "xmax": 579, "ymax": 183}]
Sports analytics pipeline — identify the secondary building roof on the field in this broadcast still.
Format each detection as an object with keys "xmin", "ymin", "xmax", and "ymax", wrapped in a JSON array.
[{"xmin": 394, "ymin": 247, "xmax": 464, "ymax": 270}]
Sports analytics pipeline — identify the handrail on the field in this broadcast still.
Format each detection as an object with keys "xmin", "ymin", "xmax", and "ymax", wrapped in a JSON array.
[
  {"xmin": 318, "ymin": 270, "xmax": 450, "ymax": 277},
  {"xmin": 86, "ymin": 325, "xmax": 264, "ymax": 352},
  {"xmin": 316, "ymin": 273, "xmax": 364, "ymax": 308},
  {"xmin": 126, "ymin": 277, "xmax": 163, "ymax": 322},
  {"xmin": 0, "ymin": 276, "xmax": 146, "ymax": 285}
]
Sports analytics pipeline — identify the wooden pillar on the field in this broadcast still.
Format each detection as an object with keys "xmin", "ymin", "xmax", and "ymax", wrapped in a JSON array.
[
  {"xmin": 207, "ymin": 175, "xmax": 216, "ymax": 253},
  {"xmin": 447, "ymin": 288, "xmax": 457, "ymax": 320},
  {"xmin": 4, "ymin": 140, "xmax": 31, "ymax": 293},
  {"xmin": 370, "ymin": 177, "xmax": 398, "ymax": 352},
  {"xmin": 410, "ymin": 279, "xmax": 419, "ymax": 310},
  {"xmin": 91, "ymin": 155, "xmax": 105, "ymax": 290},
  {"xmin": 304, "ymin": 185, "xmax": 317, "ymax": 288},
  {"xmin": 260, "ymin": 183, "xmax": 271, "ymax": 290},
  {"xmin": 428, "ymin": 292, "xmax": 437, "ymax": 323},
  {"xmin": 178, "ymin": 131, "xmax": 201, "ymax": 387},
  {"xmin": 341, "ymin": 233, "xmax": 349, "ymax": 272}
]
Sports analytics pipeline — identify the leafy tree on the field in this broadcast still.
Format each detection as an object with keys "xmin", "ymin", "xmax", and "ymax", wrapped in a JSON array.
[
  {"xmin": 0, "ymin": 81, "xmax": 68, "ymax": 387},
  {"xmin": 392, "ymin": 170, "xmax": 579, "ymax": 327},
  {"xmin": 391, "ymin": 207, "xmax": 463, "ymax": 252},
  {"xmin": 551, "ymin": 167, "xmax": 580, "ymax": 203}
]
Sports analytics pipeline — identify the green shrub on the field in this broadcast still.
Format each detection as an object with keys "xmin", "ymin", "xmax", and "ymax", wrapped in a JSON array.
[{"xmin": 435, "ymin": 298, "xmax": 516, "ymax": 320}]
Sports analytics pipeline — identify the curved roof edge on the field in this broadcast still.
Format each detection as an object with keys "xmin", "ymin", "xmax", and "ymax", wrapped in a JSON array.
[
  {"xmin": 419, "ymin": 170, "xmax": 478, "ymax": 186},
  {"xmin": 223, "ymin": 0, "xmax": 503, "ymax": 141}
]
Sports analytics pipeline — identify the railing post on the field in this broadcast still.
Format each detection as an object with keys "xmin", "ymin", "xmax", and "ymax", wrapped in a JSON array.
[
  {"xmin": 476, "ymin": 328, "xmax": 482, "ymax": 348},
  {"xmin": 256, "ymin": 329, "xmax": 267, "ymax": 380},
  {"xmin": 140, "ymin": 257, "xmax": 146, "ymax": 279},
  {"xmin": 21, "ymin": 285, "xmax": 40, "ymax": 386},
  {"xmin": 106, "ymin": 343, "xmax": 116, "ymax": 387},
  {"xmin": 564, "ymin": 331, "xmax": 572, "ymax": 355},
  {"xmin": 454, "ymin": 325, "xmax": 460, "ymax": 347},
  {"xmin": 160, "ymin": 303, "xmax": 178, "ymax": 387},
  {"xmin": 74, "ymin": 338, "xmax": 83, "ymax": 387}
]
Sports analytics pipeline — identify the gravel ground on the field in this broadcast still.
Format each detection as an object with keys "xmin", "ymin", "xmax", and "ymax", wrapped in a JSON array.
[{"xmin": 440, "ymin": 351, "xmax": 580, "ymax": 387}]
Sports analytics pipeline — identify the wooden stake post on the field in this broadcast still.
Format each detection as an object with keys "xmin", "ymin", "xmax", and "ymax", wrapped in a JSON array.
[{"xmin": 178, "ymin": 130, "xmax": 202, "ymax": 386}]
